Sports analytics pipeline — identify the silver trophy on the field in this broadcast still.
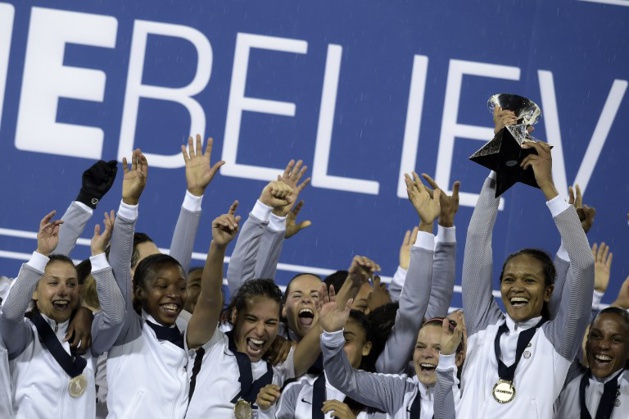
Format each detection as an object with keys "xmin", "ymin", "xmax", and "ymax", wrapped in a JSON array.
[
  {"xmin": 469, "ymin": 93, "xmax": 544, "ymax": 197},
  {"xmin": 487, "ymin": 93, "xmax": 541, "ymax": 145}
]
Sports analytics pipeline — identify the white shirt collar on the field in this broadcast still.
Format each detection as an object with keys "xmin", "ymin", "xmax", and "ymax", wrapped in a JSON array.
[{"xmin": 505, "ymin": 314, "xmax": 543, "ymax": 332}]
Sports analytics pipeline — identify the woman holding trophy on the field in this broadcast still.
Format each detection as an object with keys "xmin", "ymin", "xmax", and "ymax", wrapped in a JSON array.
[{"xmin": 456, "ymin": 95, "xmax": 595, "ymax": 418}]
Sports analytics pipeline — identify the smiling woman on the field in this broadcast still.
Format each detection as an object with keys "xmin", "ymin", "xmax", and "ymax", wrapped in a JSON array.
[
  {"xmin": 0, "ymin": 209, "xmax": 125, "ymax": 419},
  {"xmin": 456, "ymin": 134, "xmax": 595, "ymax": 419},
  {"xmin": 554, "ymin": 307, "xmax": 629, "ymax": 418},
  {"xmin": 184, "ymin": 203, "xmax": 301, "ymax": 418}
]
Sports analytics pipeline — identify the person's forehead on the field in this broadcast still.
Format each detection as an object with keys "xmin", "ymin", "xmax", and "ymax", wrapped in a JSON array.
[
  {"xmin": 243, "ymin": 295, "xmax": 281, "ymax": 316},
  {"xmin": 44, "ymin": 261, "xmax": 77, "ymax": 278},
  {"xmin": 504, "ymin": 254, "xmax": 544, "ymax": 275},
  {"xmin": 288, "ymin": 275, "xmax": 322, "ymax": 293},
  {"xmin": 592, "ymin": 313, "xmax": 628, "ymax": 334},
  {"xmin": 417, "ymin": 324, "xmax": 441, "ymax": 343},
  {"xmin": 152, "ymin": 265, "xmax": 186, "ymax": 281}
]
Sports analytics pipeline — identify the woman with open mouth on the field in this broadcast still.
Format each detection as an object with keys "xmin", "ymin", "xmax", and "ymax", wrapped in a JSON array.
[
  {"xmin": 455, "ymin": 110, "xmax": 595, "ymax": 419},
  {"xmin": 184, "ymin": 198, "xmax": 337, "ymax": 418},
  {"xmin": 554, "ymin": 307, "xmax": 629, "ymax": 418},
  {"xmin": 0, "ymin": 207, "xmax": 125, "ymax": 418}
]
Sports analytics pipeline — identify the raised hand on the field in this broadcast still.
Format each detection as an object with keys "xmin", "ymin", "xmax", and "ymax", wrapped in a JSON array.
[
  {"xmin": 275, "ymin": 159, "xmax": 310, "ymax": 217},
  {"xmin": 568, "ymin": 184, "xmax": 596, "ymax": 233},
  {"xmin": 322, "ymin": 400, "xmax": 357, "ymax": 419},
  {"xmin": 212, "ymin": 201, "xmax": 241, "ymax": 248},
  {"xmin": 318, "ymin": 284, "xmax": 353, "ymax": 333},
  {"xmin": 592, "ymin": 242, "xmax": 612, "ymax": 293},
  {"xmin": 611, "ymin": 276, "xmax": 629, "ymax": 310},
  {"xmin": 256, "ymin": 384, "xmax": 281, "ymax": 411},
  {"xmin": 91, "ymin": 210, "xmax": 115, "ymax": 256},
  {"xmin": 439, "ymin": 318, "xmax": 463, "ymax": 356},
  {"xmin": 520, "ymin": 141, "xmax": 558, "ymax": 200},
  {"xmin": 399, "ymin": 226, "xmax": 419, "ymax": 270},
  {"xmin": 405, "ymin": 172, "xmax": 441, "ymax": 225},
  {"xmin": 181, "ymin": 134, "xmax": 225, "ymax": 196},
  {"xmin": 493, "ymin": 105, "xmax": 517, "ymax": 134},
  {"xmin": 285, "ymin": 200, "xmax": 312, "ymax": 239},
  {"xmin": 421, "ymin": 174, "xmax": 460, "ymax": 228},
  {"xmin": 347, "ymin": 256, "xmax": 380, "ymax": 287},
  {"xmin": 76, "ymin": 160, "xmax": 118, "ymax": 209},
  {"xmin": 259, "ymin": 180, "xmax": 294, "ymax": 210},
  {"xmin": 121, "ymin": 149, "xmax": 148, "ymax": 205},
  {"xmin": 36, "ymin": 210, "xmax": 64, "ymax": 256}
]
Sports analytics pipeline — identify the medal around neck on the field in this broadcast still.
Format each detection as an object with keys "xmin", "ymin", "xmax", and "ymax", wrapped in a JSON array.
[
  {"xmin": 68, "ymin": 374, "xmax": 88, "ymax": 398},
  {"xmin": 470, "ymin": 93, "xmax": 545, "ymax": 197},
  {"xmin": 234, "ymin": 399, "xmax": 253, "ymax": 419},
  {"xmin": 492, "ymin": 379, "xmax": 516, "ymax": 404}
]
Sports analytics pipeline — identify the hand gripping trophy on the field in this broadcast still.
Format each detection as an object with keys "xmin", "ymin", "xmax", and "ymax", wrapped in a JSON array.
[{"xmin": 470, "ymin": 93, "xmax": 545, "ymax": 197}]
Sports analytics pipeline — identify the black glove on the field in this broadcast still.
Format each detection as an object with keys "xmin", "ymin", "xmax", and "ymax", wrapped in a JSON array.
[{"xmin": 75, "ymin": 160, "xmax": 118, "ymax": 209}]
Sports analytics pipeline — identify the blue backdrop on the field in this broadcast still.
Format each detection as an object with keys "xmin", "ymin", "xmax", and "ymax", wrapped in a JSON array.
[{"xmin": 0, "ymin": 0, "xmax": 627, "ymax": 308}]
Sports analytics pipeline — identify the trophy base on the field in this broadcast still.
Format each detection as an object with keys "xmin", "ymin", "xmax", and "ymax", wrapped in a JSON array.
[{"xmin": 469, "ymin": 128, "xmax": 539, "ymax": 197}]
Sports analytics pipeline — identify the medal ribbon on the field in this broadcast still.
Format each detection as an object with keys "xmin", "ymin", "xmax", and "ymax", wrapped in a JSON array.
[
  {"xmin": 493, "ymin": 318, "xmax": 546, "ymax": 382},
  {"xmin": 311, "ymin": 372, "xmax": 371, "ymax": 418},
  {"xmin": 409, "ymin": 390, "xmax": 422, "ymax": 419},
  {"xmin": 31, "ymin": 311, "xmax": 87, "ymax": 378},
  {"xmin": 226, "ymin": 330, "xmax": 274, "ymax": 404},
  {"xmin": 311, "ymin": 373, "xmax": 326, "ymax": 419},
  {"xmin": 188, "ymin": 347, "xmax": 205, "ymax": 401},
  {"xmin": 578, "ymin": 369, "xmax": 623, "ymax": 419},
  {"xmin": 145, "ymin": 319, "xmax": 184, "ymax": 349}
]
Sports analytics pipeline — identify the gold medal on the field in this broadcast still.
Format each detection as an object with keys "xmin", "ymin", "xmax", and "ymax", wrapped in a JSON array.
[
  {"xmin": 68, "ymin": 374, "xmax": 88, "ymax": 398},
  {"xmin": 234, "ymin": 399, "xmax": 253, "ymax": 419},
  {"xmin": 492, "ymin": 379, "xmax": 516, "ymax": 404}
]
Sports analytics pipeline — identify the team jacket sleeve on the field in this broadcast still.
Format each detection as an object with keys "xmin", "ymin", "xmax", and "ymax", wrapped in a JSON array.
[
  {"xmin": 109, "ymin": 200, "xmax": 142, "ymax": 345},
  {"xmin": 388, "ymin": 266, "xmax": 406, "ymax": 303},
  {"xmin": 56, "ymin": 201, "xmax": 93, "ymax": 257},
  {"xmin": 253, "ymin": 213, "xmax": 286, "ymax": 280},
  {"xmin": 548, "ymin": 247, "xmax": 570, "ymax": 320},
  {"xmin": 376, "ymin": 232, "xmax": 434, "ymax": 374},
  {"xmin": 425, "ymin": 225, "xmax": 457, "ymax": 319},
  {"xmin": 322, "ymin": 330, "xmax": 409, "ymax": 414},
  {"xmin": 89, "ymin": 253, "xmax": 126, "ymax": 356},
  {"xmin": 274, "ymin": 380, "xmax": 303, "ymax": 419},
  {"xmin": 434, "ymin": 353, "xmax": 459, "ymax": 419},
  {"xmin": 168, "ymin": 191, "xmax": 203, "ymax": 273},
  {"xmin": 462, "ymin": 173, "xmax": 504, "ymax": 336},
  {"xmin": 0, "ymin": 252, "xmax": 48, "ymax": 358},
  {"xmin": 543, "ymin": 197, "xmax": 595, "ymax": 361},
  {"xmin": 226, "ymin": 200, "xmax": 272, "ymax": 298}
]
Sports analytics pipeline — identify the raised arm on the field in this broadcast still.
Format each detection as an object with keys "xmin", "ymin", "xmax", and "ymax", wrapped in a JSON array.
[
  {"xmin": 0, "ymin": 211, "xmax": 62, "ymax": 357},
  {"xmin": 422, "ymin": 174, "xmax": 459, "ymax": 319},
  {"xmin": 549, "ymin": 184, "xmax": 596, "ymax": 319},
  {"xmin": 57, "ymin": 160, "xmax": 117, "ymax": 256},
  {"xmin": 169, "ymin": 135, "xmax": 224, "ymax": 272},
  {"xmin": 388, "ymin": 227, "xmax": 418, "ymax": 303},
  {"xmin": 462, "ymin": 171, "xmax": 504, "ymax": 336},
  {"xmin": 320, "ymin": 296, "xmax": 409, "ymax": 414},
  {"xmin": 187, "ymin": 201, "xmax": 240, "ymax": 349},
  {"xmin": 226, "ymin": 180, "xmax": 292, "ymax": 298},
  {"xmin": 254, "ymin": 159, "xmax": 310, "ymax": 280},
  {"xmin": 434, "ymin": 319, "xmax": 462, "ymax": 419},
  {"xmin": 520, "ymin": 141, "xmax": 595, "ymax": 361},
  {"xmin": 89, "ymin": 211, "xmax": 126, "ymax": 355},
  {"xmin": 376, "ymin": 172, "xmax": 441, "ymax": 374},
  {"xmin": 109, "ymin": 150, "xmax": 147, "ymax": 345}
]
